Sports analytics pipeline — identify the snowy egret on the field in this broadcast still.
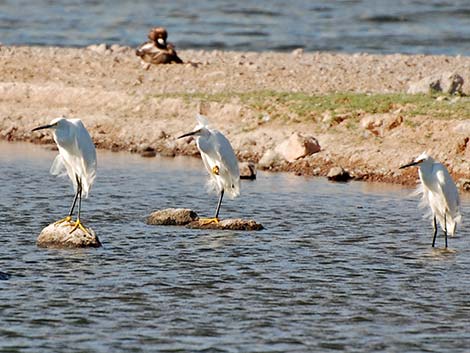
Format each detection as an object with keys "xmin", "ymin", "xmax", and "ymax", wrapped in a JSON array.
[
  {"xmin": 32, "ymin": 117, "xmax": 97, "ymax": 234},
  {"xmin": 400, "ymin": 152, "xmax": 461, "ymax": 248},
  {"xmin": 178, "ymin": 114, "xmax": 240, "ymax": 223}
]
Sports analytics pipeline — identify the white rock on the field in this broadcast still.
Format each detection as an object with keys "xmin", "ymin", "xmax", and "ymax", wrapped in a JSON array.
[
  {"xmin": 258, "ymin": 149, "xmax": 281, "ymax": 168},
  {"xmin": 275, "ymin": 132, "xmax": 321, "ymax": 162},
  {"xmin": 37, "ymin": 222, "xmax": 101, "ymax": 248},
  {"xmin": 407, "ymin": 72, "xmax": 464, "ymax": 95}
]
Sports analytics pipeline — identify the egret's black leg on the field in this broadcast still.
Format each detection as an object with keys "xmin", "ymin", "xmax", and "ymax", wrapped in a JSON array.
[
  {"xmin": 444, "ymin": 213, "xmax": 448, "ymax": 248},
  {"xmin": 70, "ymin": 178, "xmax": 89, "ymax": 234},
  {"xmin": 432, "ymin": 216, "xmax": 437, "ymax": 248},
  {"xmin": 214, "ymin": 189, "xmax": 225, "ymax": 219},
  {"xmin": 55, "ymin": 176, "xmax": 81, "ymax": 225},
  {"xmin": 68, "ymin": 175, "xmax": 81, "ymax": 217},
  {"xmin": 77, "ymin": 177, "xmax": 82, "ymax": 220}
]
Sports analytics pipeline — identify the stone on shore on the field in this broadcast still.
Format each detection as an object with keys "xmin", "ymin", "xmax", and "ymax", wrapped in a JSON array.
[
  {"xmin": 258, "ymin": 149, "xmax": 282, "ymax": 169},
  {"xmin": 147, "ymin": 208, "xmax": 264, "ymax": 230},
  {"xmin": 327, "ymin": 166, "xmax": 352, "ymax": 182},
  {"xmin": 275, "ymin": 132, "xmax": 321, "ymax": 162},
  {"xmin": 37, "ymin": 222, "xmax": 101, "ymax": 248},
  {"xmin": 239, "ymin": 162, "xmax": 257, "ymax": 180},
  {"xmin": 147, "ymin": 208, "xmax": 199, "ymax": 225},
  {"xmin": 407, "ymin": 72, "xmax": 464, "ymax": 95}
]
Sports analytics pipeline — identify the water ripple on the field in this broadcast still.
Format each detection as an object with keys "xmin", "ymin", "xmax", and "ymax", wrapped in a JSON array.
[{"xmin": 1, "ymin": 142, "xmax": 470, "ymax": 352}]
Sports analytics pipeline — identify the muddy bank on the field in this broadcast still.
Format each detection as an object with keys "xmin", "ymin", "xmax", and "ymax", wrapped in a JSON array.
[{"xmin": 1, "ymin": 45, "xmax": 470, "ymax": 188}]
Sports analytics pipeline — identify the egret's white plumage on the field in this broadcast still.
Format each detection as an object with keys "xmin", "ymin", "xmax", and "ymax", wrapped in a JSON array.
[
  {"xmin": 194, "ymin": 115, "xmax": 240, "ymax": 199},
  {"xmin": 401, "ymin": 152, "xmax": 461, "ymax": 247},
  {"xmin": 178, "ymin": 114, "xmax": 240, "ymax": 220},
  {"xmin": 32, "ymin": 117, "xmax": 96, "ymax": 232},
  {"xmin": 49, "ymin": 118, "xmax": 97, "ymax": 198}
]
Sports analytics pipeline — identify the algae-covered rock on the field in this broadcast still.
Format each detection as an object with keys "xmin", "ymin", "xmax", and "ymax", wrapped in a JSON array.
[{"xmin": 37, "ymin": 222, "xmax": 101, "ymax": 249}]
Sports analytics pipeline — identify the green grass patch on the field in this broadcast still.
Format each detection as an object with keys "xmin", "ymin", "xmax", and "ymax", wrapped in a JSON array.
[{"xmin": 149, "ymin": 91, "xmax": 470, "ymax": 121}]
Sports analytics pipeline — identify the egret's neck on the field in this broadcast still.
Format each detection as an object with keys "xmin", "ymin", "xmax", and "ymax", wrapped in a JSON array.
[
  {"xmin": 53, "ymin": 128, "xmax": 73, "ymax": 149},
  {"xmin": 418, "ymin": 162, "xmax": 435, "ymax": 188}
]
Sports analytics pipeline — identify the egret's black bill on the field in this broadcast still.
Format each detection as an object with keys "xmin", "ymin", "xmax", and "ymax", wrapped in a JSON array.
[
  {"xmin": 32, "ymin": 124, "xmax": 54, "ymax": 132},
  {"xmin": 399, "ymin": 161, "xmax": 419, "ymax": 169},
  {"xmin": 177, "ymin": 129, "xmax": 199, "ymax": 139}
]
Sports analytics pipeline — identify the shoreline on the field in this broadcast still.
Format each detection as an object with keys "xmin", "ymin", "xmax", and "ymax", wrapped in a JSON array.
[{"xmin": 1, "ymin": 45, "xmax": 470, "ymax": 189}]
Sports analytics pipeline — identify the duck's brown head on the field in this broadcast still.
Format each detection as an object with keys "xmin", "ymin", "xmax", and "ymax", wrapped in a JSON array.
[{"xmin": 148, "ymin": 27, "xmax": 168, "ymax": 48}]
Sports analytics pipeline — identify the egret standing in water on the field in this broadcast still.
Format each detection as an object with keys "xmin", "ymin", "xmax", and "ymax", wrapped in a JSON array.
[
  {"xmin": 32, "ymin": 117, "xmax": 97, "ymax": 234},
  {"xmin": 178, "ymin": 114, "xmax": 240, "ymax": 223},
  {"xmin": 400, "ymin": 152, "xmax": 461, "ymax": 248}
]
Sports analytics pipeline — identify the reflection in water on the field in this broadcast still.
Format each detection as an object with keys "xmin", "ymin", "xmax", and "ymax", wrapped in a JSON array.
[{"xmin": 1, "ymin": 141, "xmax": 470, "ymax": 352}]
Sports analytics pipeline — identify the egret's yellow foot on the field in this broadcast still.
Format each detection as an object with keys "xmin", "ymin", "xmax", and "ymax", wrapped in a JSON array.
[
  {"xmin": 199, "ymin": 217, "xmax": 220, "ymax": 225},
  {"xmin": 212, "ymin": 166, "xmax": 220, "ymax": 175},
  {"xmin": 69, "ymin": 219, "xmax": 90, "ymax": 235},
  {"xmin": 54, "ymin": 216, "xmax": 73, "ymax": 226}
]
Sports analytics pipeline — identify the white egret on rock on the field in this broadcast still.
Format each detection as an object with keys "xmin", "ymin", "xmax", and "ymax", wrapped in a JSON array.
[
  {"xmin": 178, "ymin": 114, "xmax": 240, "ymax": 224},
  {"xmin": 32, "ymin": 117, "xmax": 97, "ymax": 234},
  {"xmin": 400, "ymin": 152, "xmax": 461, "ymax": 248}
]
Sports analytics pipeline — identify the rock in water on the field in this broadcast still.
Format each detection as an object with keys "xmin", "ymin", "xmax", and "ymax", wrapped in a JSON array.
[
  {"xmin": 37, "ymin": 222, "xmax": 101, "ymax": 248},
  {"xmin": 147, "ymin": 208, "xmax": 199, "ymax": 225},
  {"xmin": 0, "ymin": 272, "xmax": 11, "ymax": 280},
  {"xmin": 147, "ymin": 208, "xmax": 264, "ymax": 230},
  {"xmin": 239, "ymin": 162, "xmax": 257, "ymax": 180},
  {"xmin": 187, "ymin": 219, "xmax": 264, "ymax": 231}
]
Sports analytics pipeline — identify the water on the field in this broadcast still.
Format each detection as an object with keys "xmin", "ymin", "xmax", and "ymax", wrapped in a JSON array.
[
  {"xmin": 1, "ymin": 141, "xmax": 470, "ymax": 352},
  {"xmin": 1, "ymin": 0, "xmax": 470, "ymax": 55}
]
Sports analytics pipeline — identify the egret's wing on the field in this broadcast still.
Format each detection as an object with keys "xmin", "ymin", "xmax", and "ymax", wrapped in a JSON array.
[
  {"xmin": 71, "ymin": 119, "xmax": 97, "ymax": 198},
  {"xmin": 435, "ymin": 165, "xmax": 461, "ymax": 234},
  {"xmin": 436, "ymin": 168, "xmax": 460, "ymax": 211},
  {"xmin": 49, "ymin": 154, "xmax": 67, "ymax": 177},
  {"xmin": 213, "ymin": 130, "xmax": 240, "ymax": 198}
]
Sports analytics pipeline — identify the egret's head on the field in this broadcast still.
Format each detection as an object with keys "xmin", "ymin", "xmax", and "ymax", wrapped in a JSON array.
[
  {"xmin": 399, "ymin": 152, "xmax": 431, "ymax": 169},
  {"xmin": 177, "ymin": 114, "xmax": 210, "ymax": 139},
  {"xmin": 31, "ymin": 117, "xmax": 67, "ymax": 132}
]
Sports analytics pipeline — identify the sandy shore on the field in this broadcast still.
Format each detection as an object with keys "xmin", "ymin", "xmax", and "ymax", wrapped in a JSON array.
[{"xmin": 1, "ymin": 45, "xmax": 470, "ymax": 187}]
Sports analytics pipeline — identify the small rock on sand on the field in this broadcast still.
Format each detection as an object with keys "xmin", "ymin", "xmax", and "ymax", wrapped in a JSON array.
[
  {"xmin": 275, "ymin": 132, "xmax": 321, "ymax": 162},
  {"xmin": 258, "ymin": 149, "xmax": 281, "ymax": 169},
  {"xmin": 37, "ymin": 222, "xmax": 101, "ymax": 248},
  {"xmin": 407, "ymin": 72, "xmax": 464, "ymax": 95}
]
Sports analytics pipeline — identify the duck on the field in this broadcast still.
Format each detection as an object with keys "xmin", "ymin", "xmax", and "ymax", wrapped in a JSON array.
[{"xmin": 136, "ymin": 27, "xmax": 183, "ymax": 68}]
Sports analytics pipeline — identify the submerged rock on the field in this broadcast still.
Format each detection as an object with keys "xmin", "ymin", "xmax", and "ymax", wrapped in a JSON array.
[
  {"xmin": 187, "ymin": 219, "xmax": 264, "ymax": 231},
  {"xmin": 147, "ymin": 208, "xmax": 264, "ymax": 230},
  {"xmin": 239, "ymin": 162, "xmax": 257, "ymax": 180},
  {"xmin": 37, "ymin": 222, "xmax": 101, "ymax": 249},
  {"xmin": 147, "ymin": 208, "xmax": 199, "ymax": 225},
  {"xmin": 0, "ymin": 272, "xmax": 10, "ymax": 280}
]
